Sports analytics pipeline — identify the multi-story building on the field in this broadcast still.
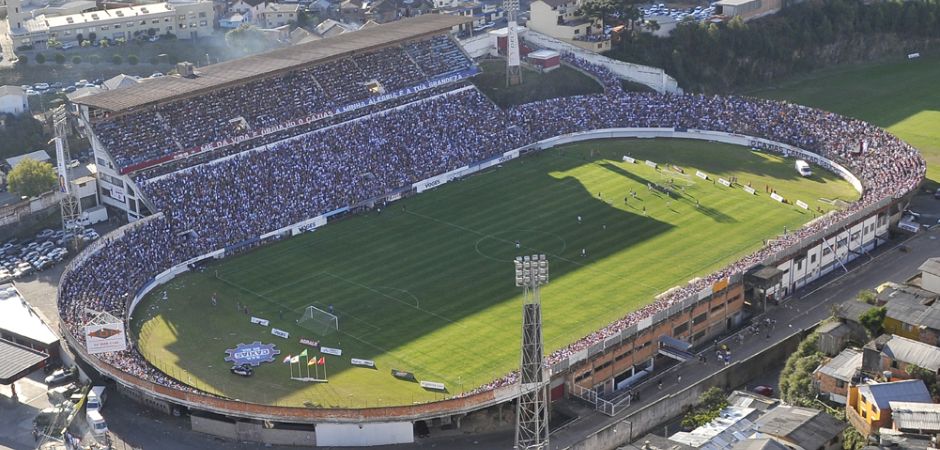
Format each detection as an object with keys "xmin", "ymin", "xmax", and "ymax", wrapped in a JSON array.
[
  {"xmin": 862, "ymin": 334, "xmax": 940, "ymax": 379},
  {"xmin": 528, "ymin": 0, "xmax": 610, "ymax": 52},
  {"xmin": 847, "ymin": 379, "xmax": 933, "ymax": 437},
  {"xmin": 6, "ymin": 0, "xmax": 214, "ymax": 49}
]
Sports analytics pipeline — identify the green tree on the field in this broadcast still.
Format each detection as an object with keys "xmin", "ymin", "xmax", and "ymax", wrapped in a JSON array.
[
  {"xmin": 128, "ymin": 54, "xmax": 139, "ymax": 65},
  {"xmin": 35, "ymin": 53, "xmax": 46, "ymax": 64},
  {"xmin": 225, "ymin": 24, "xmax": 268, "ymax": 54},
  {"xmin": 859, "ymin": 306, "xmax": 886, "ymax": 337},
  {"xmin": 17, "ymin": 55, "xmax": 28, "ymax": 65},
  {"xmin": 906, "ymin": 365, "xmax": 940, "ymax": 398},
  {"xmin": 54, "ymin": 53, "xmax": 66, "ymax": 64},
  {"xmin": 857, "ymin": 289, "xmax": 877, "ymax": 305},
  {"xmin": 843, "ymin": 427, "xmax": 865, "ymax": 450},
  {"xmin": 111, "ymin": 54, "xmax": 123, "ymax": 65},
  {"xmin": 779, "ymin": 333, "xmax": 822, "ymax": 406},
  {"xmin": 0, "ymin": 114, "xmax": 45, "ymax": 159},
  {"xmin": 99, "ymin": 39, "xmax": 110, "ymax": 48},
  {"xmin": 72, "ymin": 55, "xmax": 82, "ymax": 64},
  {"xmin": 7, "ymin": 158, "xmax": 57, "ymax": 198},
  {"xmin": 90, "ymin": 54, "xmax": 101, "ymax": 64},
  {"xmin": 681, "ymin": 387, "xmax": 728, "ymax": 428}
]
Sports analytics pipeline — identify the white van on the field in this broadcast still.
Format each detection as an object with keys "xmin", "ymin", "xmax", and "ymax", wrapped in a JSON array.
[
  {"xmin": 87, "ymin": 409, "xmax": 108, "ymax": 435},
  {"xmin": 87, "ymin": 386, "xmax": 107, "ymax": 411},
  {"xmin": 795, "ymin": 160, "xmax": 812, "ymax": 177}
]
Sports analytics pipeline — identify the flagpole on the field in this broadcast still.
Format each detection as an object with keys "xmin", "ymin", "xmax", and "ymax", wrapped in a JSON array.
[
  {"xmin": 305, "ymin": 355, "xmax": 310, "ymax": 379},
  {"xmin": 324, "ymin": 359, "xmax": 327, "ymax": 380}
]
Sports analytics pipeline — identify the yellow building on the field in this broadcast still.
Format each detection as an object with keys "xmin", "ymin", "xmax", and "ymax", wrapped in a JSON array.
[
  {"xmin": 846, "ymin": 379, "xmax": 932, "ymax": 437},
  {"xmin": 528, "ymin": 0, "xmax": 610, "ymax": 52}
]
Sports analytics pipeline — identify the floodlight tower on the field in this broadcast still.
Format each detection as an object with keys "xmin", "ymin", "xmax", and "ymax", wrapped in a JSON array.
[
  {"xmin": 513, "ymin": 254, "xmax": 550, "ymax": 450},
  {"xmin": 52, "ymin": 106, "xmax": 81, "ymax": 248},
  {"xmin": 504, "ymin": 0, "xmax": 523, "ymax": 86}
]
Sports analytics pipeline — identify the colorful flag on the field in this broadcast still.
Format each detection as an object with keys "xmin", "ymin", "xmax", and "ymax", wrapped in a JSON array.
[
  {"xmin": 299, "ymin": 349, "xmax": 308, "ymax": 358},
  {"xmin": 307, "ymin": 357, "xmax": 317, "ymax": 366},
  {"xmin": 290, "ymin": 355, "xmax": 300, "ymax": 364},
  {"xmin": 282, "ymin": 354, "xmax": 292, "ymax": 364},
  {"xmin": 318, "ymin": 357, "xmax": 325, "ymax": 365}
]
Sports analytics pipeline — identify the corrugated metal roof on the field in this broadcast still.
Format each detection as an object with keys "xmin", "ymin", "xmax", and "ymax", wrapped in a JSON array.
[
  {"xmin": 0, "ymin": 284, "xmax": 59, "ymax": 346},
  {"xmin": 919, "ymin": 258, "xmax": 940, "ymax": 277},
  {"xmin": 731, "ymin": 438, "xmax": 790, "ymax": 450},
  {"xmin": 834, "ymin": 300, "xmax": 875, "ymax": 322},
  {"xmin": 883, "ymin": 335, "xmax": 940, "ymax": 372},
  {"xmin": 884, "ymin": 289, "xmax": 940, "ymax": 331},
  {"xmin": 73, "ymin": 14, "xmax": 470, "ymax": 113},
  {"xmin": 0, "ymin": 339, "xmax": 49, "ymax": 384},
  {"xmin": 858, "ymin": 380, "xmax": 932, "ymax": 410},
  {"xmin": 889, "ymin": 401, "xmax": 940, "ymax": 431},
  {"xmin": 754, "ymin": 406, "xmax": 845, "ymax": 450},
  {"xmin": 816, "ymin": 348, "xmax": 862, "ymax": 382}
]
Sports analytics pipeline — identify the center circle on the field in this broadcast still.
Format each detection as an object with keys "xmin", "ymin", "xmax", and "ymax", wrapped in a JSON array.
[{"xmin": 474, "ymin": 229, "xmax": 568, "ymax": 262}]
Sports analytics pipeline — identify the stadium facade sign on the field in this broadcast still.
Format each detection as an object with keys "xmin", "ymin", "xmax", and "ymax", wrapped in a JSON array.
[
  {"xmin": 84, "ymin": 323, "xmax": 128, "ymax": 354},
  {"xmin": 271, "ymin": 328, "xmax": 290, "ymax": 339},
  {"xmin": 320, "ymin": 346, "xmax": 342, "ymax": 356},
  {"xmin": 250, "ymin": 316, "xmax": 270, "ymax": 326},
  {"xmin": 350, "ymin": 358, "xmax": 375, "ymax": 368},
  {"xmin": 224, "ymin": 341, "xmax": 281, "ymax": 366}
]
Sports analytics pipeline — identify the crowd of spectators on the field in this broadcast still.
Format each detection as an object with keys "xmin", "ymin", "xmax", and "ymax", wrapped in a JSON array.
[
  {"xmin": 90, "ymin": 35, "xmax": 473, "ymax": 171},
  {"xmin": 61, "ymin": 49, "xmax": 924, "ymax": 403}
]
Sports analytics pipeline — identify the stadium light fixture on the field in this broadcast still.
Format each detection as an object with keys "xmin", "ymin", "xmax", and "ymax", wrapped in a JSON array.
[{"xmin": 514, "ymin": 254, "xmax": 549, "ymax": 287}]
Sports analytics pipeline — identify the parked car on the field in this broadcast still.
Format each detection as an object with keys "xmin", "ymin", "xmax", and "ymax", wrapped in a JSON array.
[
  {"xmin": 752, "ymin": 385, "xmax": 774, "ymax": 397},
  {"xmin": 230, "ymin": 364, "xmax": 253, "ymax": 377},
  {"xmin": 44, "ymin": 367, "xmax": 76, "ymax": 386}
]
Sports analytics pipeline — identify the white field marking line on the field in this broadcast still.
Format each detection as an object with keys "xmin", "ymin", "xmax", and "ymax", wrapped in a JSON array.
[
  {"xmin": 300, "ymin": 298, "xmax": 382, "ymax": 333},
  {"xmin": 259, "ymin": 271, "xmax": 331, "ymax": 296},
  {"xmin": 374, "ymin": 286, "xmax": 421, "ymax": 308},
  {"xmin": 472, "ymin": 229, "xmax": 568, "ymax": 263},
  {"xmin": 406, "ymin": 209, "xmax": 661, "ymax": 292},
  {"xmin": 320, "ymin": 271, "xmax": 464, "ymax": 327}
]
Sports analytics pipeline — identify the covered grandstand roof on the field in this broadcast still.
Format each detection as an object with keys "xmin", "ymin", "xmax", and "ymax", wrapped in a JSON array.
[{"xmin": 73, "ymin": 14, "xmax": 470, "ymax": 113}]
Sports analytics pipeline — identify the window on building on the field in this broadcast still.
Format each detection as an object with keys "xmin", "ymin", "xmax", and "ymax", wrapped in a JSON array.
[
  {"xmin": 836, "ymin": 379, "xmax": 845, "ymax": 388},
  {"xmin": 823, "ymin": 246, "xmax": 832, "ymax": 256},
  {"xmin": 200, "ymin": 20, "xmax": 207, "ymax": 26},
  {"xmin": 711, "ymin": 303, "xmax": 726, "ymax": 313},
  {"xmin": 101, "ymin": 25, "xmax": 109, "ymax": 30},
  {"xmin": 811, "ymin": 254, "xmax": 817, "ymax": 264},
  {"xmin": 891, "ymin": 360, "xmax": 899, "ymax": 369},
  {"xmin": 673, "ymin": 322, "xmax": 689, "ymax": 335},
  {"xmin": 80, "ymin": 194, "xmax": 97, "ymax": 210},
  {"xmin": 114, "ymin": 24, "xmax": 121, "ymax": 29},
  {"xmin": 692, "ymin": 313, "xmax": 707, "ymax": 325},
  {"xmin": 199, "ymin": 12, "xmax": 207, "ymax": 17},
  {"xmin": 796, "ymin": 258, "xmax": 804, "ymax": 271}
]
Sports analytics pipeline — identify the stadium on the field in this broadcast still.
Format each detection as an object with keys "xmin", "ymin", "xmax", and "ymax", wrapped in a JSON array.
[{"xmin": 59, "ymin": 14, "xmax": 925, "ymax": 447}]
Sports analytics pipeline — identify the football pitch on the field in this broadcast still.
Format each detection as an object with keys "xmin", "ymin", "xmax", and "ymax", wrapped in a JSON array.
[
  {"xmin": 132, "ymin": 139, "xmax": 858, "ymax": 408},
  {"xmin": 750, "ymin": 53, "xmax": 940, "ymax": 187}
]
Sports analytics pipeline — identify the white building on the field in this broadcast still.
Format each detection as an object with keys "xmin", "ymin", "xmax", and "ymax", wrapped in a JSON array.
[
  {"xmin": 6, "ymin": 0, "xmax": 214, "ymax": 49},
  {"xmin": 0, "ymin": 85, "xmax": 29, "ymax": 116},
  {"xmin": 528, "ymin": 0, "xmax": 610, "ymax": 52}
]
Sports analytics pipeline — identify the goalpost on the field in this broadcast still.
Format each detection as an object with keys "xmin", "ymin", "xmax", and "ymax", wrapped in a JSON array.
[{"xmin": 297, "ymin": 305, "xmax": 339, "ymax": 336}]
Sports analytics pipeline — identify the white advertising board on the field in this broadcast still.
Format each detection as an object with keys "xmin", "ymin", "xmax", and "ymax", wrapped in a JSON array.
[{"xmin": 84, "ymin": 323, "xmax": 128, "ymax": 354}]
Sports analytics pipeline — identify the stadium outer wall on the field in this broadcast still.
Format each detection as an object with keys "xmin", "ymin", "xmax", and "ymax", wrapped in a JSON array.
[{"xmin": 60, "ymin": 128, "xmax": 907, "ymax": 446}]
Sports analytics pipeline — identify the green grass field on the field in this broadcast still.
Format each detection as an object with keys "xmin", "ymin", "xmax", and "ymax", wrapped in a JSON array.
[
  {"xmin": 749, "ymin": 54, "xmax": 940, "ymax": 188},
  {"xmin": 132, "ymin": 139, "xmax": 857, "ymax": 408},
  {"xmin": 471, "ymin": 59, "xmax": 603, "ymax": 107}
]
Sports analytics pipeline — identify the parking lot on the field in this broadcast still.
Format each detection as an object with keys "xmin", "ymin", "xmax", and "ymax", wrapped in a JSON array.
[{"xmin": 1, "ymin": 227, "xmax": 99, "ymax": 285}]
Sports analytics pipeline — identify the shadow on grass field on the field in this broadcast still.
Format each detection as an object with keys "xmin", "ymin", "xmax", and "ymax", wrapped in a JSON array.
[
  {"xmin": 471, "ymin": 58, "xmax": 604, "ymax": 107},
  {"xmin": 132, "ymin": 139, "xmax": 858, "ymax": 408},
  {"xmin": 748, "ymin": 53, "xmax": 940, "ymax": 190}
]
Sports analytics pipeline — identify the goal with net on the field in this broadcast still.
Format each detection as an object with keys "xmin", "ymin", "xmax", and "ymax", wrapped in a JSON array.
[{"xmin": 297, "ymin": 305, "xmax": 339, "ymax": 336}]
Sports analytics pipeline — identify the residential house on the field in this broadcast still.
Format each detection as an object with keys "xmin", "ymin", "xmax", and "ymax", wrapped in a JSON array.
[
  {"xmin": 439, "ymin": 0, "xmax": 503, "ymax": 33},
  {"xmin": 730, "ymin": 438, "xmax": 791, "ymax": 450},
  {"xmin": 833, "ymin": 299, "xmax": 876, "ymax": 344},
  {"xmin": 223, "ymin": 0, "xmax": 297, "ymax": 28},
  {"xmin": 752, "ymin": 405, "xmax": 846, "ymax": 450},
  {"xmin": 918, "ymin": 258, "xmax": 940, "ymax": 295},
  {"xmin": 889, "ymin": 401, "xmax": 940, "ymax": 436},
  {"xmin": 847, "ymin": 379, "xmax": 932, "ymax": 437},
  {"xmin": 815, "ymin": 348, "xmax": 862, "ymax": 404},
  {"xmin": 0, "ymin": 86, "xmax": 29, "ymax": 116},
  {"xmin": 862, "ymin": 335, "xmax": 940, "ymax": 379},
  {"xmin": 313, "ymin": 18, "xmax": 357, "ymax": 36},
  {"xmin": 528, "ymin": 0, "xmax": 610, "ymax": 52},
  {"xmin": 817, "ymin": 321, "xmax": 853, "ymax": 356},
  {"xmin": 883, "ymin": 288, "xmax": 940, "ymax": 346},
  {"xmin": 258, "ymin": 2, "xmax": 297, "ymax": 27}
]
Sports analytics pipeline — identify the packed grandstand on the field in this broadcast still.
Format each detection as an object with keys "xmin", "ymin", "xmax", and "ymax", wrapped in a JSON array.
[{"xmin": 62, "ymin": 15, "xmax": 925, "ymax": 402}]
